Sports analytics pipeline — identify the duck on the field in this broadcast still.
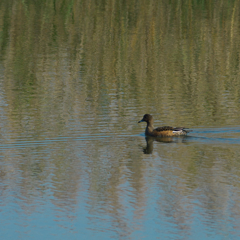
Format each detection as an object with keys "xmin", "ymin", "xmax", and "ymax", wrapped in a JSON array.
[{"xmin": 138, "ymin": 114, "xmax": 191, "ymax": 137}]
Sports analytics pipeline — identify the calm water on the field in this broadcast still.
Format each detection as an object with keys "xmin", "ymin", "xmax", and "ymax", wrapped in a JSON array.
[{"xmin": 1, "ymin": 1, "xmax": 240, "ymax": 239}]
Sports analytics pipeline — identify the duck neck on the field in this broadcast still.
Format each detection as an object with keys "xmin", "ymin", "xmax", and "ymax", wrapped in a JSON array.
[{"xmin": 145, "ymin": 121, "xmax": 154, "ymax": 134}]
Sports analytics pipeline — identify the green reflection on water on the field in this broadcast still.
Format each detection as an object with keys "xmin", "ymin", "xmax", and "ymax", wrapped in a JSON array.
[{"xmin": 0, "ymin": 0, "xmax": 239, "ymax": 127}]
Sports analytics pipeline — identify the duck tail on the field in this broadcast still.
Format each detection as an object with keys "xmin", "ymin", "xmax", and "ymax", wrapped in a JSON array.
[{"xmin": 173, "ymin": 127, "xmax": 192, "ymax": 135}]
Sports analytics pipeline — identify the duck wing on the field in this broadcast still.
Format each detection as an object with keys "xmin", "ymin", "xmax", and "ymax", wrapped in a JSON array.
[
  {"xmin": 152, "ymin": 126, "xmax": 191, "ymax": 137},
  {"xmin": 155, "ymin": 126, "xmax": 174, "ymax": 132}
]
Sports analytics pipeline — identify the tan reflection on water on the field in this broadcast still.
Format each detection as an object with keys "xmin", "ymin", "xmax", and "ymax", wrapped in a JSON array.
[
  {"xmin": 0, "ymin": 0, "xmax": 240, "ymax": 237},
  {"xmin": 1, "ymin": 0, "xmax": 240, "ymax": 127}
]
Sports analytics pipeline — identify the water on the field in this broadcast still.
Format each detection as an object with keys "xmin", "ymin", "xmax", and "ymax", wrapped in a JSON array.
[{"xmin": 1, "ymin": 0, "xmax": 240, "ymax": 239}]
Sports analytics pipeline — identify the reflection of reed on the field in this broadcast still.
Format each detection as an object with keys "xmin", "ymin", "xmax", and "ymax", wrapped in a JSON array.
[{"xmin": 1, "ymin": 0, "xmax": 240, "ymax": 131}]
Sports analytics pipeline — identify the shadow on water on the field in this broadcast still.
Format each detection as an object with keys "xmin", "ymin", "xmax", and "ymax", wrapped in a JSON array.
[{"xmin": 142, "ymin": 128, "xmax": 240, "ymax": 154}]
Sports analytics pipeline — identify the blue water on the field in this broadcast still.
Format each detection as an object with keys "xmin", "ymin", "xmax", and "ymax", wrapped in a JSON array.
[{"xmin": 0, "ymin": 127, "xmax": 240, "ymax": 239}]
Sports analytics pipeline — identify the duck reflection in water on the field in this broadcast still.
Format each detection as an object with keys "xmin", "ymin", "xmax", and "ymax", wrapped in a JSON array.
[{"xmin": 143, "ymin": 136, "xmax": 188, "ymax": 154}]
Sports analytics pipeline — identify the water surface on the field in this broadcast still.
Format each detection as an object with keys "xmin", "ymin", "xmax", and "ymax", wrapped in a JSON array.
[{"xmin": 0, "ymin": 1, "xmax": 240, "ymax": 239}]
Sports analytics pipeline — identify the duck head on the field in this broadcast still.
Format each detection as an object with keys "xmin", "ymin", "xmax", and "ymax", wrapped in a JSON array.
[{"xmin": 138, "ymin": 114, "xmax": 153, "ymax": 123}]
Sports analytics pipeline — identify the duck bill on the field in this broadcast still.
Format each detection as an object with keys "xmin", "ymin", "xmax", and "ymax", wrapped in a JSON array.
[{"xmin": 138, "ymin": 119, "xmax": 144, "ymax": 123}]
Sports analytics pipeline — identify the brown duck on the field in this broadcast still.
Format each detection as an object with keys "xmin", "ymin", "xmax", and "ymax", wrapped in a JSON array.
[{"xmin": 138, "ymin": 114, "xmax": 191, "ymax": 137}]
